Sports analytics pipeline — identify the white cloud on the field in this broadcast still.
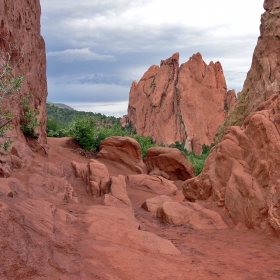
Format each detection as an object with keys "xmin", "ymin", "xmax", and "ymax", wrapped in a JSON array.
[
  {"xmin": 47, "ymin": 48, "xmax": 115, "ymax": 62},
  {"xmin": 64, "ymin": 101, "xmax": 129, "ymax": 117},
  {"xmin": 41, "ymin": 0, "xmax": 265, "ymax": 114}
]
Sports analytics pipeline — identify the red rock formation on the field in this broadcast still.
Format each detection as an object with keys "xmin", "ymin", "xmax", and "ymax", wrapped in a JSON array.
[
  {"xmin": 0, "ymin": 0, "xmax": 47, "ymax": 144},
  {"xmin": 127, "ymin": 174, "xmax": 177, "ymax": 196},
  {"xmin": 126, "ymin": 52, "xmax": 235, "ymax": 154},
  {"xmin": 216, "ymin": 0, "xmax": 280, "ymax": 141},
  {"xmin": 97, "ymin": 136, "xmax": 147, "ymax": 174},
  {"xmin": 183, "ymin": 94, "xmax": 280, "ymax": 235},
  {"xmin": 72, "ymin": 159, "xmax": 110, "ymax": 197},
  {"xmin": 141, "ymin": 195, "xmax": 174, "ymax": 212},
  {"xmin": 156, "ymin": 201, "xmax": 228, "ymax": 229},
  {"xmin": 183, "ymin": 1, "xmax": 280, "ymax": 236},
  {"xmin": 144, "ymin": 147, "xmax": 195, "ymax": 180}
]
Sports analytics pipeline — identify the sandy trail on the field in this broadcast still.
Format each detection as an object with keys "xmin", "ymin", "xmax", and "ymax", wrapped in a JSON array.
[{"xmin": 2, "ymin": 137, "xmax": 279, "ymax": 280}]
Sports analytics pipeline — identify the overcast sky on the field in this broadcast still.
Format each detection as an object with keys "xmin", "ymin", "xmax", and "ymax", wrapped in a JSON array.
[{"xmin": 40, "ymin": 0, "xmax": 264, "ymax": 117}]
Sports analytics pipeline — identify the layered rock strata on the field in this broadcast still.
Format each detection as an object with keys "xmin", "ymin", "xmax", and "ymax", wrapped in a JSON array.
[
  {"xmin": 126, "ymin": 52, "xmax": 235, "ymax": 154},
  {"xmin": 183, "ymin": 0, "xmax": 280, "ymax": 235},
  {"xmin": 183, "ymin": 94, "xmax": 280, "ymax": 235},
  {"xmin": 0, "ymin": 0, "xmax": 47, "ymax": 144},
  {"xmin": 216, "ymin": 0, "xmax": 280, "ymax": 141}
]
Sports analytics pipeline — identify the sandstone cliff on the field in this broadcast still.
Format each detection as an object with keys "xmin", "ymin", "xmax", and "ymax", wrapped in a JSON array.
[
  {"xmin": 126, "ymin": 52, "xmax": 235, "ymax": 154},
  {"xmin": 0, "ymin": 0, "xmax": 47, "ymax": 145},
  {"xmin": 184, "ymin": 0, "xmax": 280, "ymax": 235},
  {"xmin": 216, "ymin": 0, "xmax": 280, "ymax": 142}
]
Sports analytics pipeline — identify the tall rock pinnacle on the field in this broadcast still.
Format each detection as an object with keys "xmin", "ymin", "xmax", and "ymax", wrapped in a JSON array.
[{"xmin": 125, "ymin": 52, "xmax": 235, "ymax": 154}]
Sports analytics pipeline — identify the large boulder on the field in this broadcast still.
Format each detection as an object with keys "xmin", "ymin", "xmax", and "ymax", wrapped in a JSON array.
[
  {"xmin": 105, "ymin": 175, "xmax": 131, "ymax": 207},
  {"xmin": 127, "ymin": 174, "xmax": 177, "ymax": 196},
  {"xmin": 183, "ymin": 94, "xmax": 280, "ymax": 234},
  {"xmin": 125, "ymin": 52, "xmax": 235, "ymax": 154},
  {"xmin": 72, "ymin": 159, "xmax": 110, "ymax": 197},
  {"xmin": 97, "ymin": 136, "xmax": 147, "ymax": 174},
  {"xmin": 141, "ymin": 195, "xmax": 174, "ymax": 212},
  {"xmin": 156, "ymin": 201, "xmax": 228, "ymax": 230},
  {"xmin": 144, "ymin": 147, "xmax": 195, "ymax": 180}
]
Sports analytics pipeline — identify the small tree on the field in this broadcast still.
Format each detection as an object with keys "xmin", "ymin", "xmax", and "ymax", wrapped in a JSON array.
[{"xmin": 0, "ymin": 37, "xmax": 24, "ymax": 150}]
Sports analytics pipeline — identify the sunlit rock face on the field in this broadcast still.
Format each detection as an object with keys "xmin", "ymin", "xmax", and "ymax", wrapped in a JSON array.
[
  {"xmin": 125, "ymin": 52, "xmax": 234, "ymax": 154},
  {"xmin": 0, "ymin": 0, "xmax": 47, "ymax": 144},
  {"xmin": 216, "ymin": 0, "xmax": 280, "ymax": 142},
  {"xmin": 184, "ymin": 1, "xmax": 280, "ymax": 236}
]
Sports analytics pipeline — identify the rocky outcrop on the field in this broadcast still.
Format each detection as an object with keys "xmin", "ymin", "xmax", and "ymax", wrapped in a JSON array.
[
  {"xmin": 144, "ymin": 147, "xmax": 195, "ymax": 180},
  {"xmin": 0, "ymin": 0, "xmax": 47, "ymax": 144},
  {"xmin": 183, "ymin": 93, "xmax": 280, "ymax": 234},
  {"xmin": 156, "ymin": 201, "xmax": 228, "ymax": 229},
  {"xmin": 72, "ymin": 159, "xmax": 110, "ymax": 197},
  {"xmin": 216, "ymin": 0, "xmax": 280, "ymax": 142},
  {"xmin": 125, "ymin": 52, "xmax": 235, "ymax": 154},
  {"xmin": 127, "ymin": 174, "xmax": 177, "ymax": 196},
  {"xmin": 182, "ymin": 1, "xmax": 280, "ymax": 236},
  {"xmin": 141, "ymin": 195, "xmax": 174, "ymax": 212},
  {"xmin": 97, "ymin": 136, "xmax": 147, "ymax": 174}
]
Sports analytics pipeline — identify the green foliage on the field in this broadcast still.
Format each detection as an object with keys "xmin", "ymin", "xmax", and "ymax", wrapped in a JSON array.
[
  {"xmin": 0, "ymin": 39, "xmax": 24, "ymax": 151},
  {"xmin": 46, "ymin": 104, "xmax": 213, "ymax": 168},
  {"xmin": 20, "ymin": 92, "xmax": 41, "ymax": 138},
  {"xmin": 46, "ymin": 102, "xmax": 119, "ymax": 126},
  {"xmin": 132, "ymin": 135, "xmax": 155, "ymax": 157},
  {"xmin": 169, "ymin": 141, "xmax": 213, "ymax": 176},
  {"xmin": 67, "ymin": 116, "xmax": 96, "ymax": 150},
  {"xmin": 46, "ymin": 117, "xmax": 67, "ymax": 137},
  {"xmin": 224, "ymin": 102, "xmax": 229, "ymax": 112}
]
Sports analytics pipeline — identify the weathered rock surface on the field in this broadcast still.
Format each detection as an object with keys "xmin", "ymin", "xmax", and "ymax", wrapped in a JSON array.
[
  {"xmin": 97, "ymin": 136, "xmax": 147, "ymax": 174},
  {"xmin": 87, "ymin": 206, "xmax": 181, "ymax": 256},
  {"xmin": 108, "ymin": 175, "xmax": 131, "ymax": 206},
  {"xmin": 144, "ymin": 147, "xmax": 195, "ymax": 180},
  {"xmin": 0, "ymin": 0, "xmax": 47, "ymax": 145},
  {"xmin": 183, "ymin": 94, "xmax": 280, "ymax": 234},
  {"xmin": 125, "ymin": 52, "xmax": 235, "ymax": 154},
  {"xmin": 216, "ymin": 0, "xmax": 280, "ymax": 141},
  {"xmin": 141, "ymin": 195, "xmax": 174, "ymax": 212},
  {"xmin": 156, "ymin": 201, "xmax": 228, "ymax": 229},
  {"xmin": 72, "ymin": 159, "xmax": 110, "ymax": 197},
  {"xmin": 127, "ymin": 174, "xmax": 177, "ymax": 195}
]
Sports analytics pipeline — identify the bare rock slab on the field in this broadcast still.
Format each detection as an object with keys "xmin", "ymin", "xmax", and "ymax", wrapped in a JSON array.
[
  {"xmin": 157, "ymin": 201, "xmax": 228, "ymax": 230},
  {"xmin": 144, "ymin": 147, "xmax": 195, "ymax": 180},
  {"xmin": 141, "ymin": 195, "xmax": 174, "ymax": 212},
  {"xmin": 127, "ymin": 174, "xmax": 177, "ymax": 196}
]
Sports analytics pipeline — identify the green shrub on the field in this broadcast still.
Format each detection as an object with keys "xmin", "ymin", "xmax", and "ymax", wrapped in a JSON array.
[
  {"xmin": 168, "ymin": 142, "xmax": 213, "ymax": 176},
  {"xmin": 67, "ymin": 116, "xmax": 96, "ymax": 150},
  {"xmin": 20, "ymin": 92, "xmax": 40, "ymax": 138}
]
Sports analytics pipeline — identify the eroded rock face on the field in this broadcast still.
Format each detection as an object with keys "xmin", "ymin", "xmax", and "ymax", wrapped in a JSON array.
[
  {"xmin": 126, "ymin": 52, "xmax": 234, "ymax": 154},
  {"xmin": 183, "ymin": 94, "xmax": 280, "ymax": 235},
  {"xmin": 216, "ymin": 1, "xmax": 280, "ymax": 141},
  {"xmin": 141, "ymin": 195, "xmax": 174, "ymax": 212},
  {"xmin": 72, "ymin": 159, "xmax": 110, "ymax": 197},
  {"xmin": 0, "ymin": 0, "xmax": 47, "ymax": 144},
  {"xmin": 127, "ymin": 174, "xmax": 177, "ymax": 196},
  {"xmin": 97, "ymin": 136, "xmax": 147, "ymax": 174},
  {"xmin": 156, "ymin": 201, "xmax": 228, "ymax": 230},
  {"xmin": 144, "ymin": 147, "xmax": 195, "ymax": 180}
]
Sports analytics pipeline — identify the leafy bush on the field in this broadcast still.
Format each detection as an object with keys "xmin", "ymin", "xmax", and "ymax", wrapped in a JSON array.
[
  {"xmin": 0, "ymin": 39, "xmax": 24, "ymax": 150},
  {"xmin": 67, "ymin": 116, "xmax": 96, "ymax": 150},
  {"xmin": 46, "ymin": 117, "xmax": 67, "ymax": 137},
  {"xmin": 20, "ymin": 92, "xmax": 41, "ymax": 138},
  {"xmin": 169, "ymin": 141, "xmax": 213, "ymax": 175}
]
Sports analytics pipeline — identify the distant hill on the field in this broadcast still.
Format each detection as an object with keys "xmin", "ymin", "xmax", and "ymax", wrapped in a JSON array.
[
  {"xmin": 47, "ymin": 101, "xmax": 74, "ymax": 110},
  {"xmin": 46, "ymin": 101, "xmax": 119, "ymax": 126}
]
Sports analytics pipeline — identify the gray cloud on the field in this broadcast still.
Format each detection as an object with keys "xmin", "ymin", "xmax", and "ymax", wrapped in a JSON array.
[{"xmin": 40, "ymin": 0, "xmax": 264, "ymax": 116}]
